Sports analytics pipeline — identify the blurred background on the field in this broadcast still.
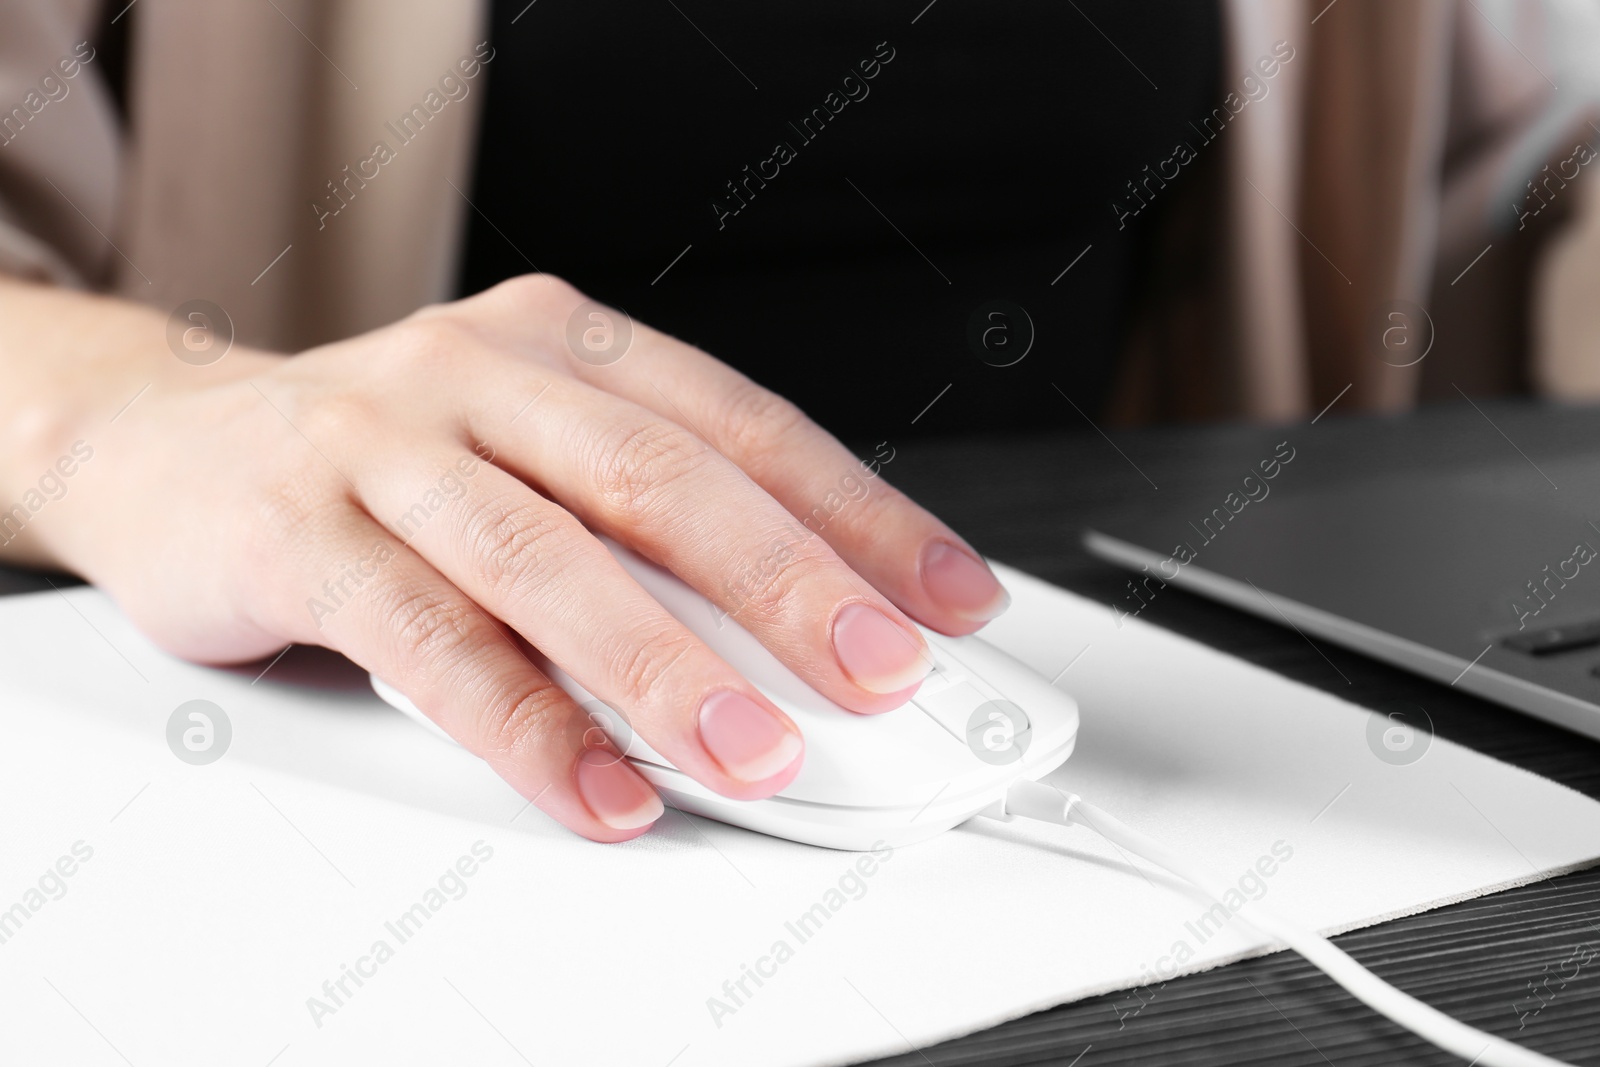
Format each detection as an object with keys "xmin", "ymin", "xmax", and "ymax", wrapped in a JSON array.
[{"xmin": 6, "ymin": 0, "xmax": 1600, "ymax": 439}]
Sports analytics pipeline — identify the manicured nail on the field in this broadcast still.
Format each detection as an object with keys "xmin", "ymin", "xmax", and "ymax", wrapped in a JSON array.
[
  {"xmin": 832, "ymin": 602, "xmax": 931, "ymax": 694},
  {"xmin": 575, "ymin": 752, "xmax": 663, "ymax": 830},
  {"xmin": 699, "ymin": 690, "xmax": 804, "ymax": 783},
  {"xmin": 921, "ymin": 540, "xmax": 1010, "ymax": 621}
]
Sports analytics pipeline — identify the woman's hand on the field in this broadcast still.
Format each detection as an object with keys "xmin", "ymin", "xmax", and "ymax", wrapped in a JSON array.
[{"xmin": 20, "ymin": 275, "xmax": 1010, "ymax": 841}]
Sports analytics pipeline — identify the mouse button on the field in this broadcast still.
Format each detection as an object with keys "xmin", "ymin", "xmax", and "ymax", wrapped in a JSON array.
[
  {"xmin": 920, "ymin": 656, "xmax": 965, "ymax": 689},
  {"xmin": 773, "ymin": 703, "xmax": 986, "ymax": 806},
  {"xmin": 919, "ymin": 634, "xmax": 993, "ymax": 685},
  {"xmin": 912, "ymin": 642, "xmax": 1005, "ymax": 712},
  {"xmin": 910, "ymin": 679, "xmax": 993, "ymax": 740}
]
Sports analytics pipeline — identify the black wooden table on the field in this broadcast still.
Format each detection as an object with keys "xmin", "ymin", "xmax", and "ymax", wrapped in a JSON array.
[{"xmin": 853, "ymin": 400, "xmax": 1600, "ymax": 1067}]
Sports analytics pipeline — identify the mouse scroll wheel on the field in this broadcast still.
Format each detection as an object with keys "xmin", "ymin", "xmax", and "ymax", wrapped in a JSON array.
[
  {"xmin": 911, "ymin": 660, "xmax": 988, "ymax": 734},
  {"xmin": 919, "ymin": 659, "xmax": 952, "ymax": 691}
]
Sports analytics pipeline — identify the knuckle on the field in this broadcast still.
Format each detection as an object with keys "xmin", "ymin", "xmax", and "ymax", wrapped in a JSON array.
[
  {"xmin": 381, "ymin": 586, "xmax": 482, "ymax": 663},
  {"xmin": 243, "ymin": 477, "xmax": 320, "ymax": 565},
  {"xmin": 459, "ymin": 494, "xmax": 581, "ymax": 600},
  {"xmin": 492, "ymin": 272, "xmax": 583, "ymax": 317},
  {"xmin": 479, "ymin": 682, "xmax": 570, "ymax": 759},
  {"xmin": 604, "ymin": 625, "xmax": 696, "ymax": 711},
  {"xmin": 295, "ymin": 387, "xmax": 386, "ymax": 443},
  {"xmin": 726, "ymin": 532, "xmax": 834, "ymax": 623},
  {"xmin": 241, "ymin": 476, "xmax": 340, "ymax": 619},
  {"xmin": 588, "ymin": 419, "xmax": 713, "ymax": 521},
  {"xmin": 839, "ymin": 471, "xmax": 906, "ymax": 527},
  {"xmin": 717, "ymin": 379, "xmax": 813, "ymax": 459},
  {"xmin": 390, "ymin": 315, "xmax": 485, "ymax": 376}
]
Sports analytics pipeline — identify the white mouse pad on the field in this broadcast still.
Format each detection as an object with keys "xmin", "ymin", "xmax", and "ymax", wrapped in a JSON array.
[{"xmin": 0, "ymin": 567, "xmax": 1596, "ymax": 1067}]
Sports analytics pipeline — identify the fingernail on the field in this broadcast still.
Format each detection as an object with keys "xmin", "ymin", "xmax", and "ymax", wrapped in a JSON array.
[
  {"xmin": 921, "ymin": 540, "xmax": 1010, "ymax": 621},
  {"xmin": 575, "ymin": 752, "xmax": 663, "ymax": 830},
  {"xmin": 699, "ymin": 690, "xmax": 804, "ymax": 783},
  {"xmin": 832, "ymin": 602, "xmax": 931, "ymax": 694}
]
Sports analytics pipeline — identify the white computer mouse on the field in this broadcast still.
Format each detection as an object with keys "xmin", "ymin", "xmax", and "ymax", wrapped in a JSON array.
[{"xmin": 371, "ymin": 537, "xmax": 1079, "ymax": 850}]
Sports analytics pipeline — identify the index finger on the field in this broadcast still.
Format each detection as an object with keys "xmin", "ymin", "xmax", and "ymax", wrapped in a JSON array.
[{"xmin": 463, "ymin": 278, "xmax": 1012, "ymax": 636}]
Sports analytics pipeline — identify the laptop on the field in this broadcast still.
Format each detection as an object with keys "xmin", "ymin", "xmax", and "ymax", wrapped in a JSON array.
[{"xmin": 1082, "ymin": 412, "xmax": 1600, "ymax": 742}]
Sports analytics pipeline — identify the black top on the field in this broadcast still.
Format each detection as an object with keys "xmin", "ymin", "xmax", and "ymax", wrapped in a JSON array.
[{"xmin": 459, "ymin": 2, "xmax": 1221, "ymax": 439}]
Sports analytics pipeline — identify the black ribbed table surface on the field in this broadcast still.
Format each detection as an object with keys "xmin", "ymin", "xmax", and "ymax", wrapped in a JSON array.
[{"xmin": 853, "ymin": 400, "xmax": 1600, "ymax": 1067}]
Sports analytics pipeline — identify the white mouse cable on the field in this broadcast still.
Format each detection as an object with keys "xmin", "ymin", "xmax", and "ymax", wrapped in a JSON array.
[{"xmin": 998, "ymin": 779, "xmax": 1572, "ymax": 1067}]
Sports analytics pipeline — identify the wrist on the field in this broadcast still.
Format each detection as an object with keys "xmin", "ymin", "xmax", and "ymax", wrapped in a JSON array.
[{"xmin": 0, "ymin": 278, "xmax": 283, "ymax": 567}]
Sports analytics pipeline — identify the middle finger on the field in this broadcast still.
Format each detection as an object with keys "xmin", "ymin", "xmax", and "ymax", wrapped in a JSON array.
[{"xmin": 469, "ymin": 373, "xmax": 934, "ymax": 713}]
